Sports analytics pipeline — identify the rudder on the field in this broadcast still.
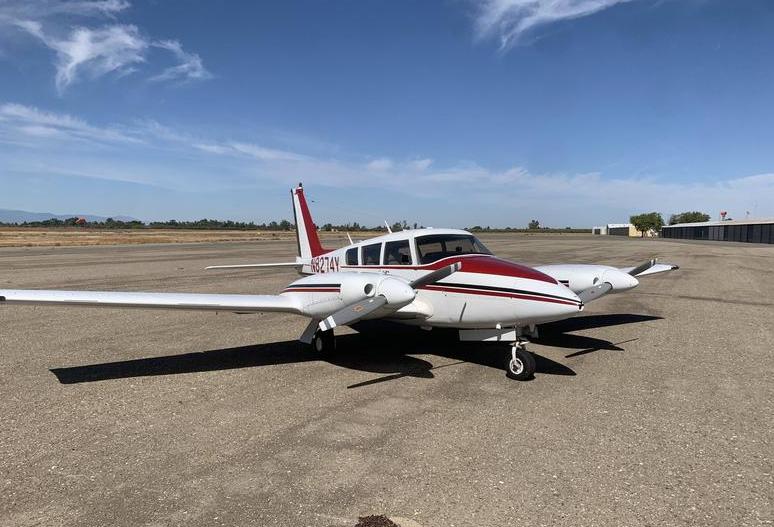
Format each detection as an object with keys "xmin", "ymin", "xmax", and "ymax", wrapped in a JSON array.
[{"xmin": 291, "ymin": 183, "xmax": 326, "ymax": 258}]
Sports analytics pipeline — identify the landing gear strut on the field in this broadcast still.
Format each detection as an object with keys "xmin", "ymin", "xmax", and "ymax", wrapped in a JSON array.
[
  {"xmin": 310, "ymin": 328, "xmax": 336, "ymax": 355},
  {"xmin": 505, "ymin": 338, "xmax": 535, "ymax": 381}
]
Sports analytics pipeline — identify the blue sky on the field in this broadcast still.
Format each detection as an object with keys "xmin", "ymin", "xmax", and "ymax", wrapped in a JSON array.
[{"xmin": 1, "ymin": 0, "xmax": 773, "ymax": 227}]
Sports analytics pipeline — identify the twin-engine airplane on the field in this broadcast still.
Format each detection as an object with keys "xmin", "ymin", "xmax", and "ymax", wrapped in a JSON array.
[{"xmin": 0, "ymin": 184, "xmax": 678, "ymax": 380}]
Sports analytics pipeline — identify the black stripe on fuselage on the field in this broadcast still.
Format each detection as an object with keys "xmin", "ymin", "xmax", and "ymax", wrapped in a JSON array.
[
  {"xmin": 425, "ymin": 281, "xmax": 580, "ymax": 304},
  {"xmin": 285, "ymin": 283, "xmax": 341, "ymax": 289}
]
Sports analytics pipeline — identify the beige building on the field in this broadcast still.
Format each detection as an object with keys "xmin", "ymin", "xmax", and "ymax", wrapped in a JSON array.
[{"xmin": 607, "ymin": 223, "xmax": 641, "ymax": 237}]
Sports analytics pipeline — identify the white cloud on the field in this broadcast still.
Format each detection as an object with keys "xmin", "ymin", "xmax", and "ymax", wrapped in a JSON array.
[
  {"xmin": 149, "ymin": 40, "xmax": 211, "ymax": 83},
  {"xmin": 475, "ymin": 0, "xmax": 636, "ymax": 48},
  {"xmin": 0, "ymin": 102, "xmax": 140, "ymax": 144},
  {"xmin": 1, "ymin": 1, "xmax": 209, "ymax": 92},
  {"xmin": 26, "ymin": 24, "xmax": 148, "ymax": 92},
  {"xmin": 2, "ymin": 102, "xmax": 772, "ymax": 224},
  {"xmin": 229, "ymin": 142, "xmax": 308, "ymax": 162},
  {"xmin": 410, "ymin": 158, "xmax": 433, "ymax": 171},
  {"xmin": 367, "ymin": 158, "xmax": 394, "ymax": 171},
  {"xmin": 0, "ymin": 0, "xmax": 129, "ymax": 20},
  {"xmin": 192, "ymin": 143, "xmax": 230, "ymax": 155}
]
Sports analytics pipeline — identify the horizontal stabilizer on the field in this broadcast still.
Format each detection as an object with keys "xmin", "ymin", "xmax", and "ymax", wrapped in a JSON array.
[{"xmin": 205, "ymin": 262, "xmax": 302, "ymax": 270}]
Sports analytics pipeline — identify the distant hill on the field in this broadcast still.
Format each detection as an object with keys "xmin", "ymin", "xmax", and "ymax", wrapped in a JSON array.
[{"xmin": 0, "ymin": 209, "xmax": 137, "ymax": 224}]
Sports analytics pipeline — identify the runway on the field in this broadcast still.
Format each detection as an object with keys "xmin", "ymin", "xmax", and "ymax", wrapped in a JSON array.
[{"xmin": 1, "ymin": 235, "xmax": 772, "ymax": 526}]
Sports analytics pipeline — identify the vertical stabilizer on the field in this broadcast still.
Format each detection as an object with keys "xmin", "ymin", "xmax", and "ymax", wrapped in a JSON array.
[{"xmin": 291, "ymin": 183, "xmax": 326, "ymax": 258}]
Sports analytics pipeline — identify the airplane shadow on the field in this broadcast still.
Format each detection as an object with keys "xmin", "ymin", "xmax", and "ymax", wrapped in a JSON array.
[
  {"xmin": 537, "ymin": 314, "xmax": 662, "ymax": 358},
  {"xmin": 49, "ymin": 314, "xmax": 661, "ymax": 386}
]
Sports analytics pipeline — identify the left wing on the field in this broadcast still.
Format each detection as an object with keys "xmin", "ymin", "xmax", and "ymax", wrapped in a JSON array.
[{"xmin": 0, "ymin": 289, "xmax": 301, "ymax": 313}]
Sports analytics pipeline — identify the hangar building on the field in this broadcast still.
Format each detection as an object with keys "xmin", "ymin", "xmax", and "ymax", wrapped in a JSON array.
[
  {"xmin": 661, "ymin": 219, "xmax": 774, "ymax": 244},
  {"xmin": 592, "ymin": 224, "xmax": 640, "ymax": 236}
]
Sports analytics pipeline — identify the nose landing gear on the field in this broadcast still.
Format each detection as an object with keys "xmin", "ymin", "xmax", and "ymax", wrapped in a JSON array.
[{"xmin": 506, "ymin": 338, "xmax": 535, "ymax": 381}]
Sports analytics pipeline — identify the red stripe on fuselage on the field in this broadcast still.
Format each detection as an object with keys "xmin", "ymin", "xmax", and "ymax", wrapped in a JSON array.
[
  {"xmin": 422, "ymin": 285, "xmax": 579, "ymax": 306},
  {"xmin": 341, "ymin": 255, "xmax": 557, "ymax": 284}
]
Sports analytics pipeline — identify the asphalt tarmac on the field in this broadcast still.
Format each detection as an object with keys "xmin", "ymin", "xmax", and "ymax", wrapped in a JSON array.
[{"xmin": 1, "ymin": 235, "xmax": 772, "ymax": 527}]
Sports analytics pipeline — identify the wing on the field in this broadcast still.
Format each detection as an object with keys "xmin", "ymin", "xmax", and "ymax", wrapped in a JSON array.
[
  {"xmin": 618, "ymin": 262, "xmax": 680, "ymax": 277},
  {"xmin": 0, "ymin": 289, "xmax": 301, "ymax": 314}
]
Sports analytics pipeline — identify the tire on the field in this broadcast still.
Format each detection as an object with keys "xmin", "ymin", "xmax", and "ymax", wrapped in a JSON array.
[
  {"xmin": 505, "ymin": 347, "xmax": 536, "ymax": 381},
  {"xmin": 311, "ymin": 329, "xmax": 336, "ymax": 355}
]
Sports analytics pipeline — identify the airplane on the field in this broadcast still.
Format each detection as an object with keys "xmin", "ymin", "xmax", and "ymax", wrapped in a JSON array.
[{"xmin": 0, "ymin": 184, "xmax": 678, "ymax": 381}]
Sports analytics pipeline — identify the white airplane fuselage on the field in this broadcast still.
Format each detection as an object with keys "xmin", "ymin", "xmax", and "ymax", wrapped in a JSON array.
[{"xmin": 281, "ymin": 228, "xmax": 584, "ymax": 330}]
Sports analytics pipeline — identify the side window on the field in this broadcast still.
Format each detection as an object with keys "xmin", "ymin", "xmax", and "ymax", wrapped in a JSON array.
[
  {"xmin": 384, "ymin": 240, "xmax": 412, "ymax": 265},
  {"xmin": 416, "ymin": 240, "xmax": 443, "ymax": 264},
  {"xmin": 361, "ymin": 243, "xmax": 382, "ymax": 265},
  {"xmin": 345, "ymin": 247, "xmax": 358, "ymax": 266}
]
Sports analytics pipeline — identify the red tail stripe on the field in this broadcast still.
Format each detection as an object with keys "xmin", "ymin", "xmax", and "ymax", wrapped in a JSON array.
[{"xmin": 294, "ymin": 187, "xmax": 327, "ymax": 257}]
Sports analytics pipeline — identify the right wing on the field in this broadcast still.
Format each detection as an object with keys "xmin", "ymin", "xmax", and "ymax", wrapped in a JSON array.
[{"xmin": 0, "ymin": 289, "xmax": 301, "ymax": 314}]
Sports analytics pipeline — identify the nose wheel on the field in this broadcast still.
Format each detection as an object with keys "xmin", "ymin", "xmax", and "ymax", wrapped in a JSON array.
[{"xmin": 506, "ymin": 339, "xmax": 535, "ymax": 381}]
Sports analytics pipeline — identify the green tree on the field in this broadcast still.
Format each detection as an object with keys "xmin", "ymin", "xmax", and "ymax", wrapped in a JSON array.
[
  {"xmin": 669, "ymin": 211, "xmax": 711, "ymax": 225},
  {"xmin": 528, "ymin": 219, "xmax": 540, "ymax": 230},
  {"xmin": 630, "ymin": 212, "xmax": 664, "ymax": 237}
]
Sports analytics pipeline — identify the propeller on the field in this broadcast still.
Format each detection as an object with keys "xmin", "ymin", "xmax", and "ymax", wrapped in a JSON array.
[
  {"xmin": 319, "ymin": 296, "xmax": 388, "ymax": 331},
  {"xmin": 409, "ymin": 262, "xmax": 462, "ymax": 289},
  {"xmin": 319, "ymin": 262, "xmax": 462, "ymax": 332},
  {"xmin": 577, "ymin": 282, "xmax": 613, "ymax": 303}
]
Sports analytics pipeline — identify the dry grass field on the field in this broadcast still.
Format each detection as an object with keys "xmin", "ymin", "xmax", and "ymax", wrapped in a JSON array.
[
  {"xmin": 0, "ymin": 227, "xmax": 586, "ymax": 248},
  {"xmin": 0, "ymin": 228, "xmax": 299, "ymax": 247}
]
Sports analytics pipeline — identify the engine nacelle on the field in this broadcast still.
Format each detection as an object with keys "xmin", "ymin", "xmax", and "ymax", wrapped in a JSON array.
[
  {"xmin": 535, "ymin": 264, "xmax": 639, "ymax": 294},
  {"xmin": 339, "ymin": 273, "xmax": 415, "ymax": 306},
  {"xmin": 288, "ymin": 272, "xmax": 416, "ymax": 318}
]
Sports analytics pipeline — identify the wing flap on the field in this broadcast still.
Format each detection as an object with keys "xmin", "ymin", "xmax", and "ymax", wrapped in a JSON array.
[{"xmin": 0, "ymin": 289, "xmax": 301, "ymax": 313}]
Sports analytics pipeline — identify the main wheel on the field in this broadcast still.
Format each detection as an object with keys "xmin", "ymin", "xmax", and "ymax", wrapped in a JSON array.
[
  {"xmin": 505, "ymin": 347, "xmax": 536, "ymax": 381},
  {"xmin": 311, "ymin": 329, "xmax": 336, "ymax": 355}
]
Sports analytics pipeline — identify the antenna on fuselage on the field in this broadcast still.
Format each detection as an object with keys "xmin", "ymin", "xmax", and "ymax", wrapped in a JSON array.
[{"xmin": 384, "ymin": 220, "xmax": 392, "ymax": 233}]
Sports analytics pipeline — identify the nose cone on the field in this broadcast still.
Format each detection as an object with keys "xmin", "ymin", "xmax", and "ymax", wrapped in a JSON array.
[
  {"xmin": 519, "ymin": 281, "xmax": 583, "ymax": 325},
  {"xmin": 551, "ymin": 283, "xmax": 584, "ymax": 315},
  {"xmin": 601, "ymin": 269, "xmax": 639, "ymax": 292},
  {"xmin": 377, "ymin": 276, "xmax": 416, "ymax": 306}
]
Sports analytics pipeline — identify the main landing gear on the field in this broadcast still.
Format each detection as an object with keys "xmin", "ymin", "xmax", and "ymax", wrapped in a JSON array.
[
  {"xmin": 310, "ymin": 328, "xmax": 336, "ymax": 355},
  {"xmin": 505, "ymin": 338, "xmax": 536, "ymax": 381}
]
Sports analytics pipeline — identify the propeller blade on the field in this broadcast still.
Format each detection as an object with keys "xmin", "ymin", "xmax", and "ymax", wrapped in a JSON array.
[
  {"xmin": 319, "ymin": 296, "xmax": 388, "ymax": 331},
  {"xmin": 409, "ymin": 262, "xmax": 462, "ymax": 290},
  {"xmin": 577, "ymin": 282, "xmax": 613, "ymax": 303},
  {"xmin": 627, "ymin": 258, "xmax": 658, "ymax": 277}
]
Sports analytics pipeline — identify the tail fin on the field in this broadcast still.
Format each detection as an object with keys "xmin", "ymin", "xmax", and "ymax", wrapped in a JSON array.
[{"xmin": 291, "ymin": 183, "xmax": 326, "ymax": 258}]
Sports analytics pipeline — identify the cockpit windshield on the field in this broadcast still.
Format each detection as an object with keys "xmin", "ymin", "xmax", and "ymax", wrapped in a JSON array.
[{"xmin": 415, "ymin": 234, "xmax": 492, "ymax": 264}]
